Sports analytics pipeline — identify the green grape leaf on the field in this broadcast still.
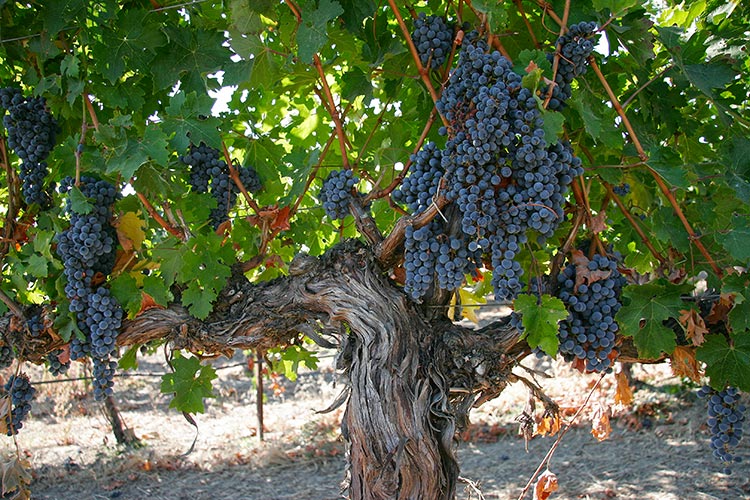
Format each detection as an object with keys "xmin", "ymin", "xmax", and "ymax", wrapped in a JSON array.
[
  {"xmin": 66, "ymin": 186, "xmax": 94, "ymax": 214},
  {"xmin": 160, "ymin": 352, "xmax": 217, "ymax": 414},
  {"xmin": 296, "ymin": 0, "xmax": 344, "ymax": 63},
  {"xmin": 616, "ymin": 282, "xmax": 687, "ymax": 358},
  {"xmin": 26, "ymin": 254, "xmax": 49, "ymax": 278},
  {"xmin": 272, "ymin": 345, "xmax": 319, "ymax": 382},
  {"xmin": 514, "ymin": 294, "xmax": 568, "ymax": 356},
  {"xmin": 181, "ymin": 281, "xmax": 218, "ymax": 320},
  {"xmin": 718, "ymin": 214, "xmax": 750, "ymax": 264},
  {"xmin": 696, "ymin": 333, "xmax": 750, "ymax": 392},
  {"xmin": 110, "ymin": 272, "xmax": 144, "ymax": 319},
  {"xmin": 119, "ymin": 345, "xmax": 140, "ymax": 371},
  {"xmin": 162, "ymin": 91, "xmax": 222, "ymax": 152}
]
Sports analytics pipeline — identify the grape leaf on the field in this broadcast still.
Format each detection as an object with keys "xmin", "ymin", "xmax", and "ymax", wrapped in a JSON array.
[
  {"xmin": 718, "ymin": 214, "xmax": 750, "ymax": 264},
  {"xmin": 616, "ymin": 282, "xmax": 687, "ymax": 358},
  {"xmin": 296, "ymin": 0, "xmax": 343, "ymax": 63},
  {"xmin": 160, "ymin": 352, "xmax": 217, "ymax": 414},
  {"xmin": 181, "ymin": 281, "xmax": 218, "ymax": 320},
  {"xmin": 514, "ymin": 294, "xmax": 567, "ymax": 356},
  {"xmin": 696, "ymin": 333, "xmax": 750, "ymax": 392},
  {"xmin": 66, "ymin": 186, "xmax": 93, "ymax": 214}
]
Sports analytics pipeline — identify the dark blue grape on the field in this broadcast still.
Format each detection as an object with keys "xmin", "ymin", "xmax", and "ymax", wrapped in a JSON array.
[
  {"xmin": 411, "ymin": 13, "xmax": 453, "ymax": 69},
  {"xmin": 320, "ymin": 169, "xmax": 359, "ymax": 220},
  {"xmin": 698, "ymin": 385, "xmax": 746, "ymax": 474},
  {"xmin": 3, "ymin": 373, "xmax": 35, "ymax": 435}
]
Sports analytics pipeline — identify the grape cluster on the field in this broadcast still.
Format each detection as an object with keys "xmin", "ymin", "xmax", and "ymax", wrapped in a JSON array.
[
  {"xmin": 544, "ymin": 22, "xmax": 598, "ymax": 110},
  {"xmin": 47, "ymin": 350, "xmax": 70, "ymax": 377},
  {"xmin": 397, "ymin": 33, "xmax": 584, "ymax": 302},
  {"xmin": 0, "ymin": 344, "xmax": 14, "ymax": 370},
  {"xmin": 697, "ymin": 385, "xmax": 746, "ymax": 474},
  {"xmin": 179, "ymin": 142, "xmax": 262, "ymax": 228},
  {"xmin": 56, "ymin": 176, "xmax": 122, "ymax": 400},
  {"xmin": 2, "ymin": 374, "xmax": 35, "ymax": 435},
  {"xmin": 411, "ymin": 13, "xmax": 453, "ymax": 69},
  {"xmin": 612, "ymin": 183, "xmax": 630, "ymax": 196},
  {"xmin": 0, "ymin": 87, "xmax": 58, "ymax": 206},
  {"xmin": 555, "ymin": 254, "xmax": 626, "ymax": 372},
  {"xmin": 320, "ymin": 169, "xmax": 359, "ymax": 220}
]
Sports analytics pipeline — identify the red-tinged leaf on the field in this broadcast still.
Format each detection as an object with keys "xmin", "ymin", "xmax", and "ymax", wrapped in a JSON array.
[
  {"xmin": 614, "ymin": 370, "xmax": 634, "ymax": 406},
  {"xmin": 139, "ymin": 293, "xmax": 165, "ymax": 315},
  {"xmin": 591, "ymin": 405, "xmax": 612, "ymax": 442},
  {"xmin": 271, "ymin": 205, "xmax": 291, "ymax": 231},
  {"xmin": 533, "ymin": 469, "xmax": 559, "ymax": 500},
  {"xmin": 670, "ymin": 345, "xmax": 702, "ymax": 383}
]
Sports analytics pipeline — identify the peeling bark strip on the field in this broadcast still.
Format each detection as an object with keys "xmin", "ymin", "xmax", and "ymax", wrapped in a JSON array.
[{"xmin": 2, "ymin": 241, "xmax": 526, "ymax": 499}]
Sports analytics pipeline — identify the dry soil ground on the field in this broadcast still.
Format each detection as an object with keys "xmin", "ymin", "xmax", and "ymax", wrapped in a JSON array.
[{"xmin": 7, "ymin": 347, "xmax": 750, "ymax": 500}]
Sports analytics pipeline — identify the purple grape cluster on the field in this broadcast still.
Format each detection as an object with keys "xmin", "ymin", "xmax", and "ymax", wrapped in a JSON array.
[
  {"xmin": 555, "ymin": 254, "xmax": 626, "ymax": 372},
  {"xmin": 612, "ymin": 182, "xmax": 630, "ymax": 196},
  {"xmin": 544, "ymin": 22, "xmax": 598, "ymax": 110},
  {"xmin": 320, "ymin": 169, "xmax": 359, "ymax": 220},
  {"xmin": 3, "ymin": 374, "xmax": 35, "ymax": 435},
  {"xmin": 0, "ymin": 344, "xmax": 14, "ymax": 370},
  {"xmin": 46, "ymin": 350, "xmax": 70, "ymax": 377},
  {"xmin": 697, "ymin": 385, "xmax": 746, "ymax": 474},
  {"xmin": 396, "ymin": 34, "xmax": 583, "ymax": 302},
  {"xmin": 56, "ymin": 176, "xmax": 122, "ymax": 400},
  {"xmin": 179, "ymin": 142, "xmax": 262, "ymax": 228},
  {"xmin": 411, "ymin": 13, "xmax": 453, "ymax": 69},
  {"xmin": 0, "ymin": 87, "xmax": 58, "ymax": 207}
]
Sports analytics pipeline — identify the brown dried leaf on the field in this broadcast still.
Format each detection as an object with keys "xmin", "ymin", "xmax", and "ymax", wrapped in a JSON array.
[
  {"xmin": 1, "ymin": 457, "xmax": 32, "ymax": 499},
  {"xmin": 0, "ymin": 397, "xmax": 10, "ymax": 436},
  {"xmin": 570, "ymin": 250, "xmax": 611, "ymax": 291},
  {"xmin": 590, "ymin": 210, "xmax": 608, "ymax": 234},
  {"xmin": 614, "ymin": 370, "xmax": 633, "ymax": 406},
  {"xmin": 591, "ymin": 405, "xmax": 612, "ymax": 442},
  {"xmin": 535, "ymin": 413, "xmax": 562, "ymax": 437},
  {"xmin": 678, "ymin": 309, "xmax": 708, "ymax": 346},
  {"xmin": 706, "ymin": 293, "xmax": 734, "ymax": 324},
  {"xmin": 670, "ymin": 345, "xmax": 702, "ymax": 383},
  {"xmin": 533, "ymin": 469, "xmax": 559, "ymax": 500}
]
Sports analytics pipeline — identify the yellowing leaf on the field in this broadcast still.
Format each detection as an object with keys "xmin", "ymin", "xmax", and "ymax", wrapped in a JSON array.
[
  {"xmin": 670, "ymin": 345, "xmax": 702, "ymax": 383},
  {"xmin": 459, "ymin": 288, "xmax": 486, "ymax": 324},
  {"xmin": 115, "ymin": 211, "xmax": 146, "ymax": 251},
  {"xmin": 614, "ymin": 370, "xmax": 634, "ymax": 406},
  {"xmin": 533, "ymin": 469, "xmax": 559, "ymax": 500}
]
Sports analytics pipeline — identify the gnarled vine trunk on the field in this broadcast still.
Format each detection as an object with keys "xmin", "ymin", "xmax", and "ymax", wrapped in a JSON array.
[{"xmin": 2, "ymin": 241, "xmax": 525, "ymax": 499}]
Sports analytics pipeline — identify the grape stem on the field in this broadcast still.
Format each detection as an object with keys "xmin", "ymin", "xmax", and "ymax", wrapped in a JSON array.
[
  {"xmin": 604, "ymin": 182, "xmax": 668, "ymax": 267},
  {"xmin": 516, "ymin": 371, "xmax": 607, "ymax": 500},
  {"xmin": 135, "ymin": 191, "xmax": 185, "ymax": 240},
  {"xmin": 220, "ymin": 140, "xmax": 261, "ymax": 215},
  {"xmin": 513, "ymin": 0, "xmax": 541, "ymax": 48},
  {"xmin": 0, "ymin": 289, "xmax": 24, "ymax": 319},
  {"xmin": 313, "ymin": 54, "xmax": 352, "ymax": 170},
  {"xmin": 588, "ymin": 58, "xmax": 722, "ymax": 277}
]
